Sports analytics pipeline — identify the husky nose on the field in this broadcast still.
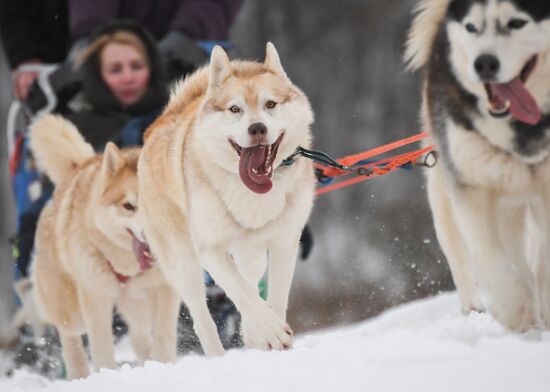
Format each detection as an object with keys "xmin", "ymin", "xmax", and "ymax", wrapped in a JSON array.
[
  {"xmin": 474, "ymin": 54, "xmax": 500, "ymax": 81},
  {"xmin": 248, "ymin": 122, "xmax": 267, "ymax": 144}
]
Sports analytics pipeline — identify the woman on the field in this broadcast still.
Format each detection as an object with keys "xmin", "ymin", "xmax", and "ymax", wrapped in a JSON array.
[{"xmin": 67, "ymin": 20, "xmax": 168, "ymax": 150}]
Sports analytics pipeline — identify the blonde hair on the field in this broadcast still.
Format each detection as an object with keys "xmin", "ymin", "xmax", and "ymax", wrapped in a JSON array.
[{"xmin": 76, "ymin": 30, "xmax": 150, "ymax": 68}]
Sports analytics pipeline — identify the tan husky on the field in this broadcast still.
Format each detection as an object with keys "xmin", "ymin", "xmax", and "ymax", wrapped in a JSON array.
[
  {"xmin": 30, "ymin": 115, "xmax": 180, "ymax": 379},
  {"xmin": 138, "ymin": 43, "xmax": 315, "ymax": 355}
]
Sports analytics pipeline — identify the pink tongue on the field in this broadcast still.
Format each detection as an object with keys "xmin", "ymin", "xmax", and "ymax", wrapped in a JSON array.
[
  {"xmin": 238, "ymin": 146, "xmax": 272, "ymax": 194},
  {"xmin": 131, "ymin": 236, "xmax": 154, "ymax": 272},
  {"xmin": 491, "ymin": 77, "xmax": 541, "ymax": 125}
]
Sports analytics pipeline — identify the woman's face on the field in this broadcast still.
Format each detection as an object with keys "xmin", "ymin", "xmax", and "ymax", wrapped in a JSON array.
[{"xmin": 100, "ymin": 42, "xmax": 151, "ymax": 107}]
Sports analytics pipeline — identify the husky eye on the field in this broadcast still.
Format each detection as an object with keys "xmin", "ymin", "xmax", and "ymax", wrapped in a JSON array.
[
  {"xmin": 507, "ymin": 19, "xmax": 528, "ymax": 30},
  {"xmin": 229, "ymin": 105, "xmax": 241, "ymax": 114},
  {"xmin": 265, "ymin": 100, "xmax": 278, "ymax": 110},
  {"xmin": 122, "ymin": 202, "xmax": 136, "ymax": 212},
  {"xmin": 465, "ymin": 23, "xmax": 478, "ymax": 34}
]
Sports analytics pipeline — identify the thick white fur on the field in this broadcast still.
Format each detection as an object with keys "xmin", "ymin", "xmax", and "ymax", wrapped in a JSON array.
[{"xmin": 408, "ymin": 0, "xmax": 550, "ymax": 331}]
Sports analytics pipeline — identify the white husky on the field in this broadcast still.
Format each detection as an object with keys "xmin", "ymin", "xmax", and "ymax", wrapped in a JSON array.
[{"xmin": 406, "ymin": 0, "xmax": 550, "ymax": 331}]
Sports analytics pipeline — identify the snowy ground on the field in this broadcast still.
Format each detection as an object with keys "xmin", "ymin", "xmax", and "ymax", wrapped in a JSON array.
[{"xmin": 1, "ymin": 292, "xmax": 549, "ymax": 392}]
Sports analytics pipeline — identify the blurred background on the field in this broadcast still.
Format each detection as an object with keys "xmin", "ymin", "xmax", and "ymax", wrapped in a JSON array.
[{"xmin": 0, "ymin": 0, "xmax": 453, "ymax": 347}]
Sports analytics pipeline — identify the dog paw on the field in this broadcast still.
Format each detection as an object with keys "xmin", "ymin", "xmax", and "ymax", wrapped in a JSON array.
[
  {"xmin": 461, "ymin": 303, "xmax": 484, "ymax": 315},
  {"xmin": 492, "ymin": 303, "xmax": 536, "ymax": 332},
  {"xmin": 537, "ymin": 300, "xmax": 550, "ymax": 330},
  {"xmin": 241, "ymin": 314, "xmax": 293, "ymax": 351}
]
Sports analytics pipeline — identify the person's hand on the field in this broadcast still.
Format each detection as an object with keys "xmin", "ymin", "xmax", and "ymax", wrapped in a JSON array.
[{"xmin": 11, "ymin": 59, "xmax": 42, "ymax": 101}]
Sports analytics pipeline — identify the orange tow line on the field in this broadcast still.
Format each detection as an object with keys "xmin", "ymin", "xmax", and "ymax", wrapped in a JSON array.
[{"xmin": 313, "ymin": 132, "xmax": 436, "ymax": 196}]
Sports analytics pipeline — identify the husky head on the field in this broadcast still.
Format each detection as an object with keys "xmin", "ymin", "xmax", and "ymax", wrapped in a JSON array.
[
  {"xmin": 93, "ymin": 144, "xmax": 153, "ymax": 271},
  {"xmin": 446, "ymin": 0, "xmax": 550, "ymax": 125},
  {"xmin": 194, "ymin": 43, "xmax": 314, "ymax": 194}
]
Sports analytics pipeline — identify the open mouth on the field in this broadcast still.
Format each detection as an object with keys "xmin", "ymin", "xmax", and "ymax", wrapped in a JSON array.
[
  {"xmin": 127, "ymin": 229, "xmax": 155, "ymax": 272},
  {"xmin": 229, "ymin": 133, "xmax": 284, "ymax": 194},
  {"xmin": 484, "ymin": 56, "xmax": 541, "ymax": 125}
]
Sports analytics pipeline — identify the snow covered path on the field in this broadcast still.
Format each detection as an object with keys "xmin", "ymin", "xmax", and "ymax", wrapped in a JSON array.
[{"xmin": 2, "ymin": 293, "xmax": 549, "ymax": 392}]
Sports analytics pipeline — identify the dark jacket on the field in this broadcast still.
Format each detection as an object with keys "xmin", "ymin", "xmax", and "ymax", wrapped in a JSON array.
[
  {"xmin": 66, "ymin": 21, "xmax": 168, "ymax": 150},
  {"xmin": 0, "ymin": 0, "xmax": 70, "ymax": 68},
  {"xmin": 69, "ymin": 0, "xmax": 243, "ymax": 41}
]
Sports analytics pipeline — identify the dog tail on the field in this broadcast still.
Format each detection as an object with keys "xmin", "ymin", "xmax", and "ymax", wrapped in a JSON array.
[
  {"xmin": 29, "ymin": 114, "xmax": 95, "ymax": 184},
  {"xmin": 404, "ymin": 0, "xmax": 451, "ymax": 71}
]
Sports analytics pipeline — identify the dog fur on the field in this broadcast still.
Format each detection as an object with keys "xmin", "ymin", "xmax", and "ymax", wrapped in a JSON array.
[
  {"xmin": 406, "ymin": 0, "xmax": 550, "ymax": 331},
  {"xmin": 138, "ymin": 43, "xmax": 315, "ymax": 355},
  {"xmin": 30, "ymin": 115, "xmax": 180, "ymax": 379}
]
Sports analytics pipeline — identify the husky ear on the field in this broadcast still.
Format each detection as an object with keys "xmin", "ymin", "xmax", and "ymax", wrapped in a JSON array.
[
  {"xmin": 101, "ymin": 142, "xmax": 125, "ymax": 176},
  {"xmin": 208, "ymin": 45, "xmax": 231, "ymax": 93},
  {"xmin": 264, "ymin": 42, "xmax": 287, "ymax": 78}
]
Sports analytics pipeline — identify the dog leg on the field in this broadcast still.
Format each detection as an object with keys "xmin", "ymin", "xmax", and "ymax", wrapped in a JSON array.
[
  {"xmin": 267, "ymin": 239, "xmax": 300, "ymax": 322},
  {"xmin": 59, "ymin": 332, "xmax": 89, "ymax": 380},
  {"xmin": 427, "ymin": 167, "xmax": 483, "ymax": 313},
  {"xmin": 156, "ymin": 245, "xmax": 225, "ymax": 357},
  {"xmin": 536, "ymin": 260, "xmax": 550, "ymax": 329},
  {"xmin": 78, "ymin": 289, "xmax": 117, "ymax": 371},
  {"xmin": 240, "ymin": 238, "xmax": 300, "ymax": 349},
  {"xmin": 453, "ymin": 189, "xmax": 536, "ymax": 331},
  {"xmin": 530, "ymin": 199, "xmax": 550, "ymax": 329},
  {"xmin": 150, "ymin": 286, "xmax": 179, "ymax": 362},
  {"xmin": 169, "ymin": 262, "xmax": 224, "ymax": 357},
  {"xmin": 497, "ymin": 204, "xmax": 538, "ymax": 326},
  {"xmin": 139, "ymin": 186, "xmax": 225, "ymax": 357},
  {"xmin": 201, "ymin": 249, "xmax": 292, "ymax": 350},
  {"xmin": 232, "ymin": 247, "xmax": 268, "ymax": 348},
  {"xmin": 117, "ymin": 296, "xmax": 154, "ymax": 364}
]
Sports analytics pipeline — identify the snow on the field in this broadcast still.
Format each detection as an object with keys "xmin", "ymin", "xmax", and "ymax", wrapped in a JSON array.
[{"xmin": 1, "ymin": 292, "xmax": 549, "ymax": 392}]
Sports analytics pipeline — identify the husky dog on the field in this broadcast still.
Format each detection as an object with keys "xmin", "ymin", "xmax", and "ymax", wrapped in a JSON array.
[
  {"xmin": 406, "ymin": 0, "xmax": 550, "ymax": 331},
  {"xmin": 138, "ymin": 43, "xmax": 315, "ymax": 355},
  {"xmin": 30, "ymin": 115, "xmax": 180, "ymax": 379}
]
